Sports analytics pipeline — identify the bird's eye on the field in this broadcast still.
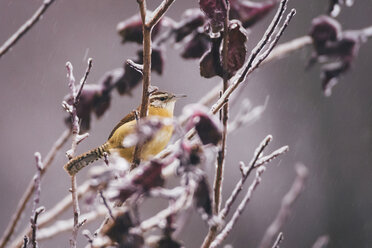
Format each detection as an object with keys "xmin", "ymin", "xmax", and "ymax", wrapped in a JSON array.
[{"xmin": 159, "ymin": 97, "xmax": 166, "ymax": 101}]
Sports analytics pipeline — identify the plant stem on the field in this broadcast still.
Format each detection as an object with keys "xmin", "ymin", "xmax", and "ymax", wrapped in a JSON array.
[
  {"xmin": 131, "ymin": 0, "xmax": 176, "ymax": 170},
  {"xmin": 0, "ymin": 129, "xmax": 70, "ymax": 248},
  {"xmin": 0, "ymin": 0, "xmax": 56, "ymax": 58}
]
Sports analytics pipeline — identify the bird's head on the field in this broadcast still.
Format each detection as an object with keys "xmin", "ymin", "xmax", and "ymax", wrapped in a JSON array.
[{"xmin": 149, "ymin": 91, "xmax": 186, "ymax": 112}]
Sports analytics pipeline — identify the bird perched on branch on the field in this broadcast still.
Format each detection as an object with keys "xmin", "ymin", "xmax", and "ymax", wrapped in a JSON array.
[{"xmin": 64, "ymin": 91, "xmax": 185, "ymax": 176}]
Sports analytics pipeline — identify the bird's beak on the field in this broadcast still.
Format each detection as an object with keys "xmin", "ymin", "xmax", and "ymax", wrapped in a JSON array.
[{"xmin": 173, "ymin": 94, "xmax": 187, "ymax": 99}]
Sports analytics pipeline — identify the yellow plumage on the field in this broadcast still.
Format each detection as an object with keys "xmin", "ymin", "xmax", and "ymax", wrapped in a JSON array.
[{"xmin": 64, "ymin": 91, "xmax": 182, "ymax": 176}]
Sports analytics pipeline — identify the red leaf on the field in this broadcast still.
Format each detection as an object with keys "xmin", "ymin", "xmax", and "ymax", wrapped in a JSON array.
[{"xmin": 199, "ymin": 0, "xmax": 228, "ymax": 33}]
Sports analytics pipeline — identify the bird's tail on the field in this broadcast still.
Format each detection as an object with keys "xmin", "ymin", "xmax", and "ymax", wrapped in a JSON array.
[{"xmin": 63, "ymin": 143, "xmax": 109, "ymax": 176}]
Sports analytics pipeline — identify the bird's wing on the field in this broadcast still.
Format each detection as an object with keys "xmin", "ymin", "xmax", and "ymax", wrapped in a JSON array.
[{"xmin": 107, "ymin": 109, "xmax": 137, "ymax": 140}]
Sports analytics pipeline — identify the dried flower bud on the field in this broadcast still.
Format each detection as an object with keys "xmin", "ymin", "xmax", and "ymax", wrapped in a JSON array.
[
  {"xmin": 230, "ymin": 0, "xmax": 277, "ymax": 28},
  {"xmin": 309, "ymin": 15, "xmax": 341, "ymax": 55},
  {"xmin": 309, "ymin": 16, "xmax": 363, "ymax": 96}
]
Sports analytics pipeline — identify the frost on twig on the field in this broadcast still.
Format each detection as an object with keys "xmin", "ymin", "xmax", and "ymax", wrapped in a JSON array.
[
  {"xmin": 272, "ymin": 232, "xmax": 284, "ymax": 248},
  {"xmin": 311, "ymin": 235, "xmax": 330, "ymax": 248},
  {"xmin": 63, "ymin": 59, "xmax": 93, "ymax": 248},
  {"xmin": 210, "ymin": 167, "xmax": 267, "ymax": 248},
  {"xmin": 258, "ymin": 163, "xmax": 309, "ymax": 248}
]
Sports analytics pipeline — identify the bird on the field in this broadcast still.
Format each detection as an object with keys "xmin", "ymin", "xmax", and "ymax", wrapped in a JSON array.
[{"xmin": 64, "ymin": 91, "xmax": 185, "ymax": 176}]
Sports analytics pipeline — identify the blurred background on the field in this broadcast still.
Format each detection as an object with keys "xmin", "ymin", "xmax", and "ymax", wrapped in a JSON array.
[{"xmin": 0, "ymin": 0, "xmax": 371, "ymax": 247}]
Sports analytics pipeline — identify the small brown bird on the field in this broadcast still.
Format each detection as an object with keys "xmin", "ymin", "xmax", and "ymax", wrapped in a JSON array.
[{"xmin": 64, "ymin": 91, "xmax": 185, "ymax": 176}]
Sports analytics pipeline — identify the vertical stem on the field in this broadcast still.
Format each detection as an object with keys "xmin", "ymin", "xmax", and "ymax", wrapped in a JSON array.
[
  {"xmin": 131, "ymin": 0, "xmax": 152, "ymax": 170},
  {"xmin": 203, "ymin": 1, "xmax": 230, "ymax": 247},
  {"xmin": 70, "ymin": 176, "xmax": 80, "ymax": 248}
]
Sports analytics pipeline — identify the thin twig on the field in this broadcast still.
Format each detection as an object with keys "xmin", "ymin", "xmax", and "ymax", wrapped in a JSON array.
[
  {"xmin": 132, "ymin": 182, "xmax": 195, "ymax": 234},
  {"xmin": 253, "ymin": 9, "xmax": 296, "ymax": 70},
  {"xmin": 0, "ymin": 129, "xmax": 70, "ymax": 248},
  {"xmin": 76, "ymin": 58, "xmax": 93, "ymax": 104},
  {"xmin": 36, "ymin": 208, "xmax": 106, "ymax": 241},
  {"xmin": 146, "ymin": 0, "xmax": 176, "ymax": 28},
  {"xmin": 32, "ymin": 153, "xmax": 44, "ymax": 214},
  {"xmin": 363, "ymin": 25, "xmax": 372, "ymax": 38},
  {"xmin": 219, "ymin": 135, "xmax": 272, "ymax": 220},
  {"xmin": 0, "ymin": 0, "xmax": 56, "ymax": 58},
  {"xmin": 210, "ymin": 167, "xmax": 266, "ymax": 248},
  {"xmin": 64, "ymin": 60, "xmax": 93, "ymax": 248},
  {"xmin": 11, "ymin": 182, "xmax": 90, "ymax": 248},
  {"xmin": 214, "ymin": 0, "xmax": 230, "ymax": 215},
  {"xmin": 272, "ymin": 232, "xmax": 284, "ymax": 248},
  {"xmin": 210, "ymin": 0, "xmax": 292, "ymax": 116},
  {"xmin": 30, "ymin": 207, "xmax": 45, "ymax": 248},
  {"xmin": 99, "ymin": 191, "xmax": 115, "ymax": 221},
  {"xmin": 22, "ymin": 236, "xmax": 28, "ymax": 248},
  {"xmin": 258, "ymin": 163, "xmax": 309, "ymax": 248},
  {"xmin": 70, "ymin": 176, "xmax": 80, "ymax": 248},
  {"xmin": 311, "ymin": 235, "xmax": 330, "ymax": 248}
]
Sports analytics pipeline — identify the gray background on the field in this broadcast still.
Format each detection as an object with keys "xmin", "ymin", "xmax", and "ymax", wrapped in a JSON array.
[{"xmin": 0, "ymin": 0, "xmax": 371, "ymax": 247}]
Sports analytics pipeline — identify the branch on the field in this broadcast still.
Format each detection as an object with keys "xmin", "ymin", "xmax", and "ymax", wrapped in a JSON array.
[
  {"xmin": 219, "ymin": 135, "xmax": 272, "ymax": 220},
  {"xmin": 0, "ymin": 129, "xmax": 70, "ymax": 248},
  {"xmin": 210, "ymin": 167, "xmax": 266, "ymax": 248},
  {"xmin": 64, "ymin": 60, "xmax": 93, "ymax": 248},
  {"xmin": 272, "ymin": 232, "xmax": 284, "ymax": 248},
  {"xmin": 131, "ymin": 0, "xmax": 152, "ymax": 169},
  {"xmin": 0, "ymin": 0, "xmax": 56, "ymax": 58},
  {"xmin": 11, "ymin": 182, "xmax": 90, "ymax": 248},
  {"xmin": 214, "ymin": 0, "xmax": 230, "ymax": 215},
  {"xmin": 32, "ymin": 152, "xmax": 43, "ymax": 214},
  {"xmin": 36, "ymin": 208, "xmax": 106, "ymax": 241},
  {"xmin": 30, "ymin": 207, "xmax": 45, "ymax": 248},
  {"xmin": 311, "ymin": 235, "xmax": 329, "ymax": 248},
  {"xmin": 131, "ymin": 0, "xmax": 176, "ymax": 169},
  {"xmin": 146, "ymin": 0, "xmax": 176, "ymax": 28},
  {"xmin": 258, "ymin": 163, "xmax": 308, "ymax": 248},
  {"xmin": 210, "ymin": 0, "xmax": 295, "ymax": 116}
]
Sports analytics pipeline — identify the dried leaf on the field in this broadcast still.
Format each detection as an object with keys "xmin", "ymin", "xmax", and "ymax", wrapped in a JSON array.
[
  {"xmin": 225, "ymin": 20, "xmax": 248, "ymax": 77},
  {"xmin": 200, "ymin": 38, "xmax": 223, "ymax": 78},
  {"xmin": 200, "ymin": 21, "xmax": 247, "ymax": 79},
  {"xmin": 194, "ymin": 114, "xmax": 222, "ymax": 146},
  {"xmin": 174, "ymin": 8, "xmax": 206, "ymax": 42},
  {"xmin": 117, "ymin": 14, "xmax": 162, "ymax": 44},
  {"xmin": 132, "ymin": 159, "xmax": 165, "ymax": 191},
  {"xmin": 194, "ymin": 175, "xmax": 213, "ymax": 219},
  {"xmin": 199, "ymin": 0, "xmax": 228, "ymax": 33},
  {"xmin": 156, "ymin": 236, "xmax": 183, "ymax": 248},
  {"xmin": 181, "ymin": 32, "xmax": 210, "ymax": 59}
]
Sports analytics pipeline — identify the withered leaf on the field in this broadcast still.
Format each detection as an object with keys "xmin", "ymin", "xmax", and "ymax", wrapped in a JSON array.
[{"xmin": 199, "ymin": 0, "xmax": 228, "ymax": 33}]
